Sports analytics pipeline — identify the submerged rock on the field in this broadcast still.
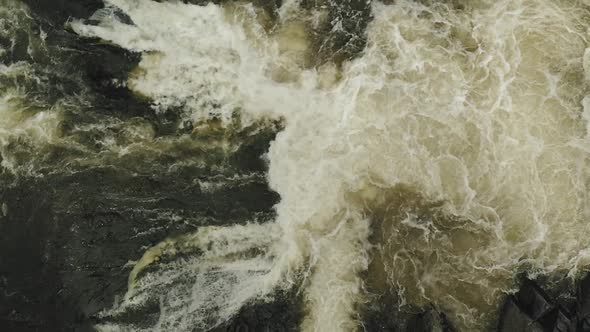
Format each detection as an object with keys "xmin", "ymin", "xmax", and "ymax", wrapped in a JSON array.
[
  {"xmin": 316, "ymin": 0, "xmax": 373, "ymax": 65},
  {"xmin": 405, "ymin": 308, "xmax": 455, "ymax": 332}
]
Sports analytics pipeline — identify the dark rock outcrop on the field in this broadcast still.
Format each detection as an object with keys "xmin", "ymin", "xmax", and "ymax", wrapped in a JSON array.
[
  {"xmin": 577, "ymin": 274, "xmax": 590, "ymax": 331},
  {"xmin": 498, "ymin": 279, "xmax": 574, "ymax": 332}
]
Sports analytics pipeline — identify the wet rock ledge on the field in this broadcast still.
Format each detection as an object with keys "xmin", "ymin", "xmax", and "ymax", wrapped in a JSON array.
[{"xmin": 498, "ymin": 275, "xmax": 590, "ymax": 332}]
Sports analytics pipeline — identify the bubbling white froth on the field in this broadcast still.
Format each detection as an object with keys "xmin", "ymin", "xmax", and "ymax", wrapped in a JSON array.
[
  {"xmin": 70, "ymin": 0, "xmax": 314, "ymax": 127},
  {"xmin": 0, "ymin": 2, "xmax": 64, "ymax": 175},
  {"xmin": 75, "ymin": 0, "xmax": 590, "ymax": 331},
  {"xmin": 0, "ymin": 63, "xmax": 64, "ymax": 175},
  {"xmin": 271, "ymin": 0, "xmax": 590, "ymax": 329}
]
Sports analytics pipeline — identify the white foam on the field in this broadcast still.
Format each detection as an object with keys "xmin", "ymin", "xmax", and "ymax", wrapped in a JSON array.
[
  {"xmin": 74, "ymin": 0, "xmax": 590, "ymax": 330},
  {"xmin": 0, "ymin": 63, "xmax": 64, "ymax": 175},
  {"xmin": 97, "ymin": 222, "xmax": 282, "ymax": 332}
]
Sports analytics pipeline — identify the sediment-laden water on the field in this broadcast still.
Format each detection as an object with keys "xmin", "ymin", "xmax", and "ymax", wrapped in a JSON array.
[{"xmin": 2, "ymin": 0, "xmax": 590, "ymax": 331}]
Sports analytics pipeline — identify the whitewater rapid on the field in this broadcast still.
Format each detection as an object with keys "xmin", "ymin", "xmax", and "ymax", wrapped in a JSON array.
[{"xmin": 67, "ymin": 0, "xmax": 590, "ymax": 331}]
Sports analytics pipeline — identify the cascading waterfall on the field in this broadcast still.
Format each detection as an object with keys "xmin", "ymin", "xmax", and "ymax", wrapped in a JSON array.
[{"xmin": 4, "ymin": 0, "xmax": 590, "ymax": 331}]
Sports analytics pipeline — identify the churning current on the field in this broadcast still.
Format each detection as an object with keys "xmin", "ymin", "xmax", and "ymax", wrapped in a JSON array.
[{"xmin": 4, "ymin": 0, "xmax": 590, "ymax": 331}]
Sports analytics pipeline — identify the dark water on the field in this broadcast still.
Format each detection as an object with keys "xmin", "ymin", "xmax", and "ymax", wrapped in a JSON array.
[{"xmin": 0, "ymin": 1, "xmax": 290, "ymax": 330}]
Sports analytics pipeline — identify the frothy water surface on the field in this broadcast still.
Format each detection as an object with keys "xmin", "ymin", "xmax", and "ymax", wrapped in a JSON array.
[{"xmin": 50, "ymin": 0, "xmax": 590, "ymax": 330}]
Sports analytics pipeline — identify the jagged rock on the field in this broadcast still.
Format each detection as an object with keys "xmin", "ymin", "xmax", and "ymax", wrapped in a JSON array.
[
  {"xmin": 498, "ymin": 280, "xmax": 574, "ymax": 332},
  {"xmin": 542, "ymin": 309, "xmax": 574, "ymax": 332},
  {"xmin": 516, "ymin": 280, "xmax": 555, "ymax": 321},
  {"xmin": 499, "ymin": 297, "xmax": 545, "ymax": 332},
  {"xmin": 577, "ymin": 274, "xmax": 590, "ymax": 331}
]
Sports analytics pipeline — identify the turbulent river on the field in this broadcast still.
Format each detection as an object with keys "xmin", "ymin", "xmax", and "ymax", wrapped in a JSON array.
[{"xmin": 2, "ymin": 0, "xmax": 590, "ymax": 331}]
